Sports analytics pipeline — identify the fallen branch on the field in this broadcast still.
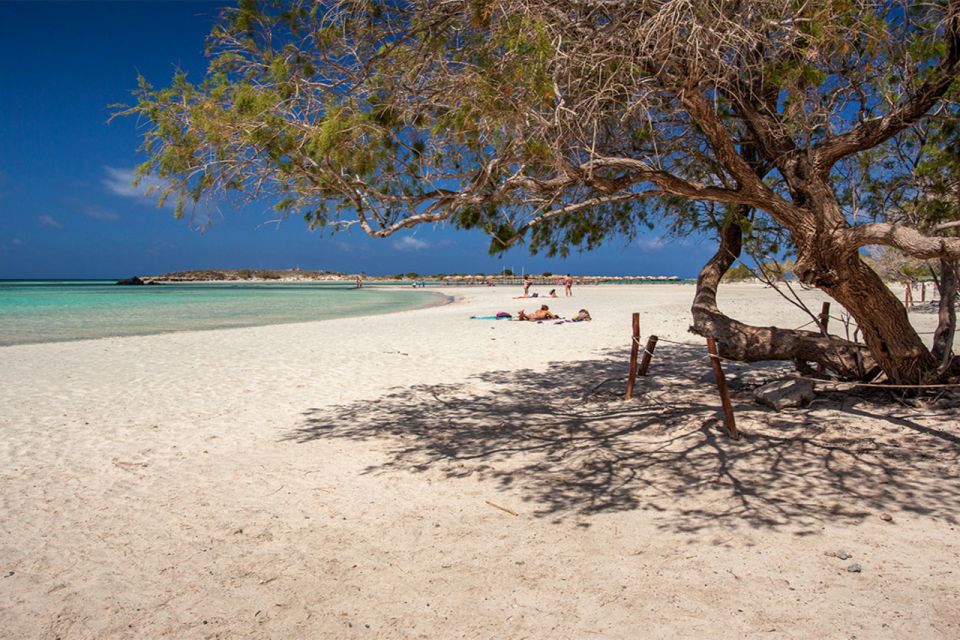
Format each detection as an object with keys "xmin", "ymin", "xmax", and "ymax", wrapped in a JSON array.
[{"xmin": 485, "ymin": 500, "xmax": 519, "ymax": 516}]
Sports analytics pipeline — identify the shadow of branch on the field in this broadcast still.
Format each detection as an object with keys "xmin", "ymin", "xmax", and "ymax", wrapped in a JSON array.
[{"xmin": 288, "ymin": 345, "xmax": 960, "ymax": 533}]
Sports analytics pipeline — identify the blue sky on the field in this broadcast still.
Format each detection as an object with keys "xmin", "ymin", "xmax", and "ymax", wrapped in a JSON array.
[{"xmin": 0, "ymin": 1, "xmax": 714, "ymax": 279}]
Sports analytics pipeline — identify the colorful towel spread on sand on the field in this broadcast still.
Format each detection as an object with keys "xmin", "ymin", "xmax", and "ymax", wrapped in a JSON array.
[{"xmin": 471, "ymin": 311, "xmax": 592, "ymax": 324}]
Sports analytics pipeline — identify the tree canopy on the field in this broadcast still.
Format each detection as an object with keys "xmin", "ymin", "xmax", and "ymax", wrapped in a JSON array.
[{"xmin": 121, "ymin": 0, "xmax": 960, "ymax": 383}]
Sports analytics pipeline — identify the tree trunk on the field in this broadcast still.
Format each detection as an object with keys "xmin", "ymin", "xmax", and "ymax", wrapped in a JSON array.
[
  {"xmin": 809, "ymin": 252, "xmax": 939, "ymax": 384},
  {"xmin": 690, "ymin": 215, "xmax": 876, "ymax": 379},
  {"xmin": 932, "ymin": 258, "xmax": 958, "ymax": 372}
]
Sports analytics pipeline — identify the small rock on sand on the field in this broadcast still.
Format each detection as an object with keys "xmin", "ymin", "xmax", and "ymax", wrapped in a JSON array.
[
  {"xmin": 753, "ymin": 378, "xmax": 815, "ymax": 410},
  {"xmin": 847, "ymin": 563, "xmax": 862, "ymax": 573}
]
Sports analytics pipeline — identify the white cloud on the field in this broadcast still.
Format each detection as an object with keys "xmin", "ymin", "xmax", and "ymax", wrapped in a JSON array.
[
  {"xmin": 636, "ymin": 235, "xmax": 666, "ymax": 250},
  {"xmin": 38, "ymin": 214, "xmax": 62, "ymax": 229},
  {"xmin": 102, "ymin": 166, "xmax": 170, "ymax": 207},
  {"xmin": 393, "ymin": 236, "xmax": 430, "ymax": 251},
  {"xmin": 11, "ymin": 238, "xmax": 24, "ymax": 246},
  {"xmin": 101, "ymin": 166, "xmax": 216, "ymax": 230}
]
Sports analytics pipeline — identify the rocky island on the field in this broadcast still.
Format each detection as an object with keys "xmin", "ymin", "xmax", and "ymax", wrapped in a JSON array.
[{"xmin": 117, "ymin": 269, "xmax": 346, "ymax": 284}]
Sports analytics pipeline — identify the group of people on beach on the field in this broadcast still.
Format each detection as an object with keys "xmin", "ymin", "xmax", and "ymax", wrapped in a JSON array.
[
  {"xmin": 522, "ymin": 274, "xmax": 574, "ymax": 298},
  {"xmin": 516, "ymin": 274, "xmax": 584, "ymax": 321},
  {"xmin": 516, "ymin": 305, "xmax": 591, "ymax": 322}
]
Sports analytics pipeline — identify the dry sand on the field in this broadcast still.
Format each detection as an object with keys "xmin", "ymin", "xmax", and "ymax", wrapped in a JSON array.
[{"xmin": 1, "ymin": 283, "xmax": 958, "ymax": 639}]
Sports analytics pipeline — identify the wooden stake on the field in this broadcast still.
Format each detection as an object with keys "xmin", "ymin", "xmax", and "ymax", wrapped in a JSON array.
[
  {"xmin": 817, "ymin": 301, "xmax": 830, "ymax": 374},
  {"xmin": 638, "ymin": 335, "xmax": 658, "ymax": 376},
  {"xmin": 625, "ymin": 313, "xmax": 640, "ymax": 400},
  {"xmin": 922, "ymin": 282, "xmax": 926, "ymax": 302},
  {"xmin": 706, "ymin": 336, "xmax": 739, "ymax": 440}
]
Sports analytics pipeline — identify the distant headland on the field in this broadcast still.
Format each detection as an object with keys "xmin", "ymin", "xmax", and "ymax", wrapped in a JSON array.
[
  {"xmin": 117, "ymin": 269, "xmax": 345, "ymax": 284},
  {"xmin": 116, "ymin": 269, "xmax": 682, "ymax": 285}
]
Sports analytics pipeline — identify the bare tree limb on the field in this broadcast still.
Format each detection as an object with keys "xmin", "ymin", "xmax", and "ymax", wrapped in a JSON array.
[{"xmin": 843, "ymin": 222, "xmax": 960, "ymax": 260}]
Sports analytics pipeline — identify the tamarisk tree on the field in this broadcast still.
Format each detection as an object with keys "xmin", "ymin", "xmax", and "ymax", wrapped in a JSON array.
[{"xmin": 122, "ymin": 0, "xmax": 960, "ymax": 383}]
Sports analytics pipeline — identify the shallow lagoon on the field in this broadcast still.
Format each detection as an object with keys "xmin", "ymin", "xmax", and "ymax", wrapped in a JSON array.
[{"xmin": 0, "ymin": 280, "xmax": 444, "ymax": 346}]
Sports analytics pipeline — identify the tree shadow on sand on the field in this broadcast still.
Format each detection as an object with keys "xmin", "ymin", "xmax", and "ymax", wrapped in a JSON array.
[{"xmin": 287, "ymin": 344, "xmax": 960, "ymax": 534}]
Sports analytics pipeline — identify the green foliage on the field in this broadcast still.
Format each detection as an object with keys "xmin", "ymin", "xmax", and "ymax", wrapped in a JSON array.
[
  {"xmin": 722, "ymin": 263, "xmax": 755, "ymax": 282},
  {"xmin": 488, "ymin": 221, "xmax": 519, "ymax": 255}
]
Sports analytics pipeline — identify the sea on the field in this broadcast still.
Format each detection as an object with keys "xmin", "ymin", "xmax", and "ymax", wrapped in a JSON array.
[{"xmin": 0, "ymin": 280, "xmax": 446, "ymax": 347}]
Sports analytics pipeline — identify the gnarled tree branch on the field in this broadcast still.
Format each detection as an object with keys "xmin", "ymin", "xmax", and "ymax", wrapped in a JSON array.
[
  {"xmin": 843, "ymin": 222, "xmax": 960, "ymax": 260},
  {"xmin": 691, "ymin": 211, "xmax": 876, "ymax": 380}
]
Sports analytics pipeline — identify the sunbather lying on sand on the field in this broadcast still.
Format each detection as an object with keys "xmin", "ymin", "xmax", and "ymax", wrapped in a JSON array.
[{"xmin": 517, "ymin": 305, "xmax": 557, "ymax": 321}]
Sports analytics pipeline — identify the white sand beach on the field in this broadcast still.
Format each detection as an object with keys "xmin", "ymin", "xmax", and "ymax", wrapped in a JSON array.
[{"xmin": 1, "ymin": 283, "xmax": 958, "ymax": 638}]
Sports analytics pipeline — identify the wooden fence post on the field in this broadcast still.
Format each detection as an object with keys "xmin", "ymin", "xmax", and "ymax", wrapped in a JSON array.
[
  {"xmin": 625, "ymin": 313, "xmax": 640, "ymax": 400},
  {"xmin": 706, "ymin": 336, "xmax": 740, "ymax": 440},
  {"xmin": 638, "ymin": 335, "xmax": 658, "ymax": 376},
  {"xmin": 922, "ymin": 282, "xmax": 926, "ymax": 302},
  {"xmin": 817, "ymin": 301, "xmax": 831, "ymax": 374}
]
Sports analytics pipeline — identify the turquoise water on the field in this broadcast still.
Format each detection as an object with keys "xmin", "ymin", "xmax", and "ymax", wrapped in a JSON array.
[{"xmin": 0, "ymin": 280, "xmax": 445, "ymax": 346}]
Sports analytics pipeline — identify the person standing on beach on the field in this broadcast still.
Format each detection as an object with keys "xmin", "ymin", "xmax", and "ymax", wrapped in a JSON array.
[
  {"xmin": 523, "ymin": 276, "xmax": 532, "ymax": 297},
  {"xmin": 563, "ymin": 274, "xmax": 573, "ymax": 297},
  {"xmin": 355, "ymin": 275, "xmax": 362, "ymax": 289}
]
